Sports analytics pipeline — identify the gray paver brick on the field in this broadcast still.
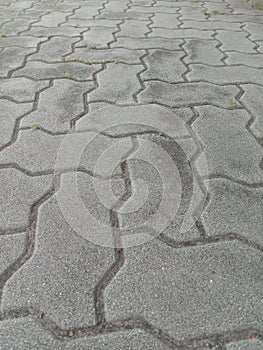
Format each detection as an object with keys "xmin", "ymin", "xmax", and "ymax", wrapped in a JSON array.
[
  {"xmin": 128, "ymin": 6, "xmax": 179, "ymax": 13},
  {"xmin": 105, "ymin": 240, "xmax": 263, "ymax": 339},
  {"xmin": 70, "ymin": 5, "xmax": 102, "ymax": 19},
  {"xmin": 187, "ymin": 64, "xmax": 263, "ymax": 84},
  {"xmin": 28, "ymin": 37, "xmax": 77, "ymax": 62},
  {"xmin": 0, "ymin": 78, "xmax": 49, "ymax": 102},
  {"xmin": 32, "ymin": 11, "xmax": 67, "ymax": 27},
  {"xmin": 97, "ymin": 11, "xmax": 150, "ymax": 20},
  {"xmin": 0, "ymin": 233, "xmax": 27, "ymax": 274},
  {"xmin": 20, "ymin": 79, "xmax": 93, "ymax": 132},
  {"xmin": 240, "ymin": 84, "xmax": 263, "ymax": 138},
  {"xmin": 149, "ymin": 28, "xmax": 214, "ymax": 39},
  {"xmin": 245, "ymin": 22, "xmax": 263, "ymax": 41},
  {"xmin": 192, "ymin": 106, "xmax": 263, "ymax": 184},
  {"xmin": 89, "ymin": 63, "xmax": 142, "ymax": 104},
  {"xmin": 61, "ymin": 18, "xmax": 121, "ymax": 28},
  {"xmin": 103, "ymin": 0, "xmax": 129, "ymax": 12},
  {"xmin": 0, "ymin": 100, "xmax": 33, "ymax": 147},
  {"xmin": 1, "ymin": 173, "xmax": 118, "ymax": 328},
  {"xmin": 202, "ymin": 179, "xmax": 263, "ymax": 246},
  {"xmin": 152, "ymin": 12, "xmax": 180, "ymax": 29},
  {"xmin": 226, "ymin": 339, "xmax": 263, "ymax": 350},
  {"xmin": 216, "ymin": 30, "xmax": 257, "ymax": 52},
  {"xmin": 67, "ymin": 47, "xmax": 145, "ymax": 64},
  {"xmin": 12, "ymin": 60, "xmax": 100, "ymax": 81},
  {"xmin": 0, "ymin": 317, "xmax": 171, "ymax": 350},
  {"xmin": 209, "ymin": 14, "xmax": 263, "ymax": 23},
  {"xmin": 112, "ymin": 36, "xmax": 182, "ymax": 50},
  {"xmin": 0, "ymin": 46, "xmax": 35, "ymax": 77},
  {"xmin": 117, "ymin": 20, "xmax": 149, "ymax": 37},
  {"xmin": 22, "ymin": 26, "xmax": 84, "ymax": 37},
  {"xmin": 0, "ymin": 168, "xmax": 53, "ymax": 231},
  {"xmin": 181, "ymin": 20, "xmax": 241, "ymax": 31},
  {"xmin": 184, "ymin": 39, "xmax": 224, "ymax": 65},
  {"xmin": 226, "ymin": 52, "xmax": 263, "ymax": 67},
  {"xmin": 0, "ymin": 129, "xmax": 133, "ymax": 176},
  {"xmin": 142, "ymin": 49, "xmax": 186, "ymax": 82},
  {"xmin": 75, "ymin": 27, "xmax": 116, "ymax": 48},
  {"xmin": 139, "ymin": 81, "xmax": 240, "ymax": 108}
]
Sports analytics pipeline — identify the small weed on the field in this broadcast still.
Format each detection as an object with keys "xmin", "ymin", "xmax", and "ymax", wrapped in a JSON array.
[
  {"xmin": 85, "ymin": 59, "xmax": 92, "ymax": 65},
  {"xmin": 228, "ymin": 98, "xmax": 237, "ymax": 106},
  {"xmin": 211, "ymin": 9, "xmax": 220, "ymax": 15},
  {"xmin": 161, "ymin": 45, "xmax": 165, "ymax": 49},
  {"xmin": 86, "ymin": 44, "xmax": 97, "ymax": 49},
  {"xmin": 0, "ymin": 33, "xmax": 6, "ymax": 38},
  {"xmin": 102, "ymin": 58, "xmax": 109, "ymax": 64},
  {"xmin": 74, "ymin": 23, "xmax": 80, "ymax": 28},
  {"xmin": 61, "ymin": 72, "xmax": 71, "ymax": 78},
  {"xmin": 47, "ymin": 34, "xmax": 52, "ymax": 39},
  {"xmin": 78, "ymin": 76, "xmax": 84, "ymax": 81},
  {"xmin": 111, "ymin": 100, "xmax": 118, "ymax": 105},
  {"xmin": 31, "ymin": 123, "xmax": 37, "ymax": 130},
  {"xmin": 114, "ymin": 58, "xmax": 120, "ymax": 64}
]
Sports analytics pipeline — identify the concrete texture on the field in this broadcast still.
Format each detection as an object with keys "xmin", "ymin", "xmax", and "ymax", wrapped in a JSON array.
[{"xmin": 0, "ymin": 0, "xmax": 262, "ymax": 349}]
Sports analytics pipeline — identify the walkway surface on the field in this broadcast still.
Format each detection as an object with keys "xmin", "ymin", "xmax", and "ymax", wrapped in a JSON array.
[{"xmin": 0, "ymin": 0, "xmax": 263, "ymax": 349}]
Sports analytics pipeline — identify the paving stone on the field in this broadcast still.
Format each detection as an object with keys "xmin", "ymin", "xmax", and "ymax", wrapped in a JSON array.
[
  {"xmin": 202, "ymin": 179, "xmax": 263, "ymax": 246},
  {"xmin": 0, "ymin": 317, "xmax": 171, "ymax": 350},
  {"xmin": 0, "ymin": 129, "xmax": 133, "ymax": 176},
  {"xmin": 112, "ymin": 36, "xmax": 182, "ymax": 50},
  {"xmin": 192, "ymin": 106, "xmax": 263, "ymax": 184},
  {"xmin": 97, "ymin": 11, "xmax": 150, "ymax": 20},
  {"xmin": 184, "ymin": 39, "xmax": 224, "ymax": 65},
  {"xmin": 240, "ymin": 84, "xmax": 263, "ymax": 138},
  {"xmin": 22, "ymin": 26, "xmax": 84, "ymax": 37},
  {"xmin": 0, "ymin": 168, "xmax": 53, "ymax": 231},
  {"xmin": 257, "ymin": 40, "xmax": 263, "ymax": 53},
  {"xmin": 181, "ymin": 20, "xmax": 241, "ymax": 30},
  {"xmin": 139, "ymin": 81, "xmax": 240, "ymax": 108},
  {"xmin": 0, "ymin": 18, "xmax": 33, "ymax": 35},
  {"xmin": 209, "ymin": 14, "xmax": 263, "ymax": 23},
  {"xmin": 0, "ymin": 233, "xmax": 27, "ymax": 274},
  {"xmin": 216, "ymin": 30, "xmax": 256, "ymax": 53},
  {"xmin": 142, "ymin": 49, "xmax": 186, "ymax": 82},
  {"xmin": 226, "ymin": 52, "xmax": 263, "ymax": 68},
  {"xmin": 154, "ymin": 1, "xmax": 201, "ymax": 8},
  {"xmin": 70, "ymin": 5, "xmax": 102, "ymax": 19},
  {"xmin": 12, "ymin": 61, "xmax": 100, "ymax": 81},
  {"xmin": 62, "ymin": 18, "xmax": 121, "ymax": 28},
  {"xmin": 20, "ymin": 80, "xmax": 93, "ymax": 132},
  {"xmin": 180, "ymin": 7, "xmax": 209, "ymax": 21},
  {"xmin": 152, "ymin": 12, "xmax": 180, "ymax": 29},
  {"xmin": 117, "ymin": 20, "xmax": 149, "ymax": 37},
  {"xmin": 103, "ymin": 0, "xmax": 129, "ymax": 12},
  {"xmin": 89, "ymin": 63, "xmax": 142, "ymax": 104},
  {"xmin": 28, "ymin": 37, "xmax": 77, "ymax": 62},
  {"xmin": 0, "ymin": 36, "xmax": 44, "ymax": 50},
  {"xmin": 226, "ymin": 339, "xmax": 263, "ymax": 350},
  {"xmin": 75, "ymin": 27, "xmax": 116, "ymax": 48},
  {"xmin": 128, "ymin": 6, "xmax": 179, "ymax": 13},
  {"xmin": 0, "ymin": 100, "xmax": 33, "ymax": 147},
  {"xmin": 0, "ymin": 46, "xmax": 35, "ymax": 77},
  {"xmin": 244, "ymin": 23, "xmax": 263, "ymax": 41},
  {"xmin": 203, "ymin": 1, "xmax": 231, "ymax": 13},
  {"xmin": 32, "ymin": 11, "xmax": 68, "ymax": 27},
  {"xmin": 187, "ymin": 64, "xmax": 263, "ymax": 84},
  {"xmin": 0, "ymin": 78, "xmax": 49, "ymax": 102},
  {"xmin": 76, "ymin": 104, "xmax": 191, "ymax": 137},
  {"xmin": 105, "ymin": 240, "xmax": 263, "ymax": 339},
  {"xmin": 1, "ymin": 173, "xmax": 118, "ymax": 328},
  {"xmin": 117, "ymin": 134, "xmax": 202, "ymax": 244},
  {"xmin": 149, "ymin": 28, "xmax": 213, "ymax": 39},
  {"xmin": 67, "ymin": 47, "xmax": 145, "ymax": 64}
]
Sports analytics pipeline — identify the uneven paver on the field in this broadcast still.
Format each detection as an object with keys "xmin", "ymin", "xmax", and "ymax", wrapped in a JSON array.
[{"xmin": 0, "ymin": 0, "xmax": 262, "ymax": 349}]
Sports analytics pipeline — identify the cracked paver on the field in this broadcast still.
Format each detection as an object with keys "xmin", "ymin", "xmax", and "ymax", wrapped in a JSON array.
[{"xmin": 0, "ymin": 0, "xmax": 263, "ymax": 349}]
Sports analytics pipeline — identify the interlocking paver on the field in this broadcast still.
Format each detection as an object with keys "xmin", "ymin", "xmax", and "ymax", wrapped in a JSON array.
[
  {"xmin": 139, "ymin": 81, "xmax": 240, "ymax": 108},
  {"xmin": 187, "ymin": 64, "xmax": 263, "ymax": 84},
  {"xmin": 216, "ymin": 30, "xmax": 256, "ymax": 53},
  {"xmin": 1, "ymin": 173, "xmax": 121, "ymax": 328},
  {"xmin": 12, "ymin": 60, "xmax": 100, "ymax": 80},
  {"xmin": 1, "ymin": 0, "xmax": 263, "ymax": 347},
  {"xmin": 112, "ymin": 36, "xmax": 182, "ymax": 50},
  {"xmin": 20, "ymin": 79, "xmax": 93, "ymax": 132},
  {"xmin": 184, "ymin": 39, "xmax": 224, "ymax": 65},
  {"xmin": 192, "ymin": 106, "xmax": 263, "ymax": 184},
  {"xmin": 142, "ymin": 49, "xmax": 186, "ymax": 82},
  {"xmin": 0, "ymin": 317, "xmax": 171, "ymax": 349},
  {"xmin": 0, "ymin": 100, "xmax": 33, "ymax": 147},
  {"xmin": 240, "ymin": 84, "xmax": 263, "ymax": 138},
  {"xmin": 0, "ymin": 233, "xmax": 27, "ymax": 274},
  {"xmin": 202, "ymin": 179, "xmax": 263, "ymax": 246},
  {"xmin": 0, "ymin": 168, "xmax": 53, "ymax": 231},
  {"xmin": 105, "ymin": 240, "xmax": 262, "ymax": 339},
  {"xmin": 89, "ymin": 63, "xmax": 142, "ymax": 104}
]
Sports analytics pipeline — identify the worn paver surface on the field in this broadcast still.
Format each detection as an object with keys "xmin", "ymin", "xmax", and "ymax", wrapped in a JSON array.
[{"xmin": 0, "ymin": 0, "xmax": 262, "ymax": 349}]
